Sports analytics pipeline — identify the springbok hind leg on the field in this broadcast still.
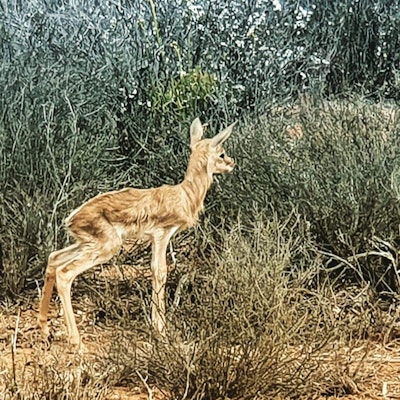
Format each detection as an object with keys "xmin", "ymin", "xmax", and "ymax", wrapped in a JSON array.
[
  {"xmin": 55, "ymin": 246, "xmax": 118, "ymax": 347},
  {"xmin": 38, "ymin": 243, "xmax": 81, "ymax": 337}
]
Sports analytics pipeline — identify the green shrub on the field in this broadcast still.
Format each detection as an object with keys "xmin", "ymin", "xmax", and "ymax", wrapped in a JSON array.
[
  {"xmin": 1, "ymin": 0, "xmax": 400, "ymax": 299},
  {"xmin": 231, "ymin": 96, "xmax": 400, "ymax": 290},
  {"xmin": 149, "ymin": 68, "xmax": 217, "ymax": 116}
]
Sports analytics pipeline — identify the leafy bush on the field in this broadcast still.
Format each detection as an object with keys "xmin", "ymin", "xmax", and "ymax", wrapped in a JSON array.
[{"xmin": 148, "ymin": 68, "xmax": 218, "ymax": 116}]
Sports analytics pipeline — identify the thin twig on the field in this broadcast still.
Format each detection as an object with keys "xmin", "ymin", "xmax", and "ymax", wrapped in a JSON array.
[
  {"xmin": 11, "ymin": 309, "xmax": 20, "ymax": 393},
  {"xmin": 314, "ymin": 249, "xmax": 364, "ymax": 281},
  {"xmin": 182, "ymin": 365, "xmax": 191, "ymax": 400},
  {"xmin": 136, "ymin": 370, "xmax": 153, "ymax": 400}
]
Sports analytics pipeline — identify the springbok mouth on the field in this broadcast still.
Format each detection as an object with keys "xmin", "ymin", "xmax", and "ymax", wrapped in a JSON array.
[{"xmin": 225, "ymin": 164, "xmax": 236, "ymax": 173}]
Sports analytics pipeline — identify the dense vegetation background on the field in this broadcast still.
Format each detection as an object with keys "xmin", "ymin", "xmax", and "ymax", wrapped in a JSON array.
[
  {"xmin": 2, "ymin": 0, "xmax": 400, "ymax": 293},
  {"xmin": 1, "ymin": 1, "xmax": 400, "ymax": 398}
]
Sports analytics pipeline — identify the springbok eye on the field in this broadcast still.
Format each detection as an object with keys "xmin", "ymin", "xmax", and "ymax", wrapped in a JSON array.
[{"xmin": 219, "ymin": 153, "xmax": 225, "ymax": 159}]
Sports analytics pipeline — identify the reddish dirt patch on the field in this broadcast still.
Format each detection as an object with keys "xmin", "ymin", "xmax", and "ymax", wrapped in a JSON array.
[
  {"xmin": 0, "ymin": 304, "xmax": 160, "ymax": 399},
  {"xmin": 1, "ymin": 304, "xmax": 400, "ymax": 399}
]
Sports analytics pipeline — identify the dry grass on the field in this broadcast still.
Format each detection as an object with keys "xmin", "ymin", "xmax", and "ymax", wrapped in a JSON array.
[
  {"xmin": 1, "ymin": 217, "xmax": 399, "ymax": 399},
  {"xmin": 0, "ymin": 303, "xmax": 159, "ymax": 400},
  {"xmin": 1, "ymin": 304, "xmax": 400, "ymax": 399}
]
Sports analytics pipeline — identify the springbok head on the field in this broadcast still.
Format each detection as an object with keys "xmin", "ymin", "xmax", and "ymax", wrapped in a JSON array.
[{"xmin": 189, "ymin": 117, "xmax": 236, "ymax": 175}]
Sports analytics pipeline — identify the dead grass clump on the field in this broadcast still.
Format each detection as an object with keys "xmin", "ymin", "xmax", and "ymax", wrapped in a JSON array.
[
  {"xmin": 1, "ymin": 361, "xmax": 108, "ymax": 400},
  {"xmin": 98, "ymin": 215, "xmax": 377, "ymax": 399},
  {"xmin": 0, "ymin": 338, "xmax": 111, "ymax": 400}
]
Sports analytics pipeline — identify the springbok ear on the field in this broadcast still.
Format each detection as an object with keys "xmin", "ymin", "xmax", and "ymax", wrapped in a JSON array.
[
  {"xmin": 210, "ymin": 121, "xmax": 237, "ymax": 147},
  {"xmin": 190, "ymin": 117, "xmax": 203, "ymax": 148}
]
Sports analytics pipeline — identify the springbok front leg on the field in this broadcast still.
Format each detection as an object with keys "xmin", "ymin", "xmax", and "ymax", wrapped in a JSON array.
[{"xmin": 150, "ymin": 227, "xmax": 178, "ymax": 335}]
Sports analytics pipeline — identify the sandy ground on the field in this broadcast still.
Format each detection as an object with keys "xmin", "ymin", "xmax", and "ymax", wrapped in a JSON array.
[{"xmin": 1, "ymin": 301, "xmax": 400, "ymax": 399}]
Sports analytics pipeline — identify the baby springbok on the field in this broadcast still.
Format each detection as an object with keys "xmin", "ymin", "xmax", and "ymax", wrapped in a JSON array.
[{"xmin": 38, "ymin": 117, "xmax": 236, "ymax": 346}]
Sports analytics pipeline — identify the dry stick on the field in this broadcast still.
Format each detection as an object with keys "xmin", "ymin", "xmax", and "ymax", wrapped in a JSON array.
[
  {"xmin": 182, "ymin": 362, "xmax": 191, "ymax": 400},
  {"xmin": 172, "ymin": 273, "xmax": 190, "ymax": 310},
  {"xmin": 11, "ymin": 309, "xmax": 20, "ymax": 393},
  {"xmin": 169, "ymin": 241, "xmax": 177, "ymax": 267},
  {"xmin": 136, "ymin": 370, "xmax": 153, "ymax": 400},
  {"xmin": 314, "ymin": 249, "xmax": 365, "ymax": 281}
]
